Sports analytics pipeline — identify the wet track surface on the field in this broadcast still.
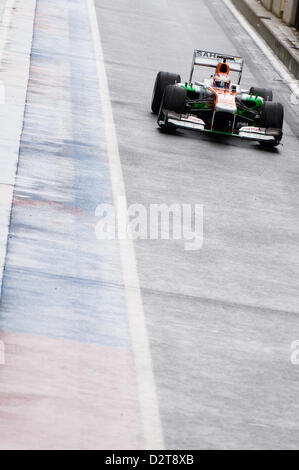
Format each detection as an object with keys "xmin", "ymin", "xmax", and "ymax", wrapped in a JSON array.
[
  {"xmin": 0, "ymin": 0, "xmax": 299, "ymax": 449},
  {"xmin": 96, "ymin": 0, "xmax": 299, "ymax": 449}
]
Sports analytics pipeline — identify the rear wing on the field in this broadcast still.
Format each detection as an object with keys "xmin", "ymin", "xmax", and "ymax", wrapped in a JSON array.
[{"xmin": 189, "ymin": 49, "xmax": 244, "ymax": 84}]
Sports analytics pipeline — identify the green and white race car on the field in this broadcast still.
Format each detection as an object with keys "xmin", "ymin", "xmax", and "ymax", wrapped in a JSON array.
[{"xmin": 151, "ymin": 50, "xmax": 284, "ymax": 147}]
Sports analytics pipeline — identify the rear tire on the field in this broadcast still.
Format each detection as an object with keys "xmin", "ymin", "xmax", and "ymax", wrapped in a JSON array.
[
  {"xmin": 151, "ymin": 71, "xmax": 181, "ymax": 114},
  {"xmin": 250, "ymin": 87, "xmax": 273, "ymax": 101}
]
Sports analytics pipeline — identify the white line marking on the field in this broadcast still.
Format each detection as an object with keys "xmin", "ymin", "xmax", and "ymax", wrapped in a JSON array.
[
  {"xmin": 223, "ymin": 0, "xmax": 299, "ymax": 100},
  {"xmin": 87, "ymin": 0, "xmax": 164, "ymax": 450}
]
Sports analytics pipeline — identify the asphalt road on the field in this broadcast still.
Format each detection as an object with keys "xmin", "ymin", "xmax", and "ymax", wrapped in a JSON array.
[
  {"xmin": 0, "ymin": 0, "xmax": 298, "ymax": 450},
  {"xmin": 95, "ymin": 0, "xmax": 299, "ymax": 449}
]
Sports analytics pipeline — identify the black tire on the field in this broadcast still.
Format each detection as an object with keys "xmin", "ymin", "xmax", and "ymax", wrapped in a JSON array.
[
  {"xmin": 250, "ymin": 87, "xmax": 273, "ymax": 101},
  {"xmin": 151, "ymin": 71, "xmax": 181, "ymax": 114},
  {"xmin": 260, "ymin": 102, "xmax": 284, "ymax": 129},
  {"xmin": 157, "ymin": 109, "xmax": 177, "ymax": 130},
  {"xmin": 162, "ymin": 84, "xmax": 186, "ymax": 114},
  {"xmin": 259, "ymin": 102, "xmax": 284, "ymax": 147}
]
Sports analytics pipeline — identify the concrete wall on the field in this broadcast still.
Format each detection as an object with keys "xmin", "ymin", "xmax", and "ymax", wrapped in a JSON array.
[
  {"xmin": 261, "ymin": 0, "xmax": 298, "ymax": 25},
  {"xmin": 283, "ymin": 0, "xmax": 298, "ymax": 25},
  {"xmin": 261, "ymin": 0, "xmax": 273, "ymax": 10},
  {"xmin": 272, "ymin": 0, "xmax": 284, "ymax": 17}
]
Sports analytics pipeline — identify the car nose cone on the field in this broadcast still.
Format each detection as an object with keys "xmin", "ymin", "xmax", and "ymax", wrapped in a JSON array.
[{"xmin": 215, "ymin": 102, "xmax": 237, "ymax": 113}]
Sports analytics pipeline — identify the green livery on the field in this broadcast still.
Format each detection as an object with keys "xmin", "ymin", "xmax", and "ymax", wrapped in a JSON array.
[{"xmin": 151, "ymin": 49, "xmax": 284, "ymax": 147}]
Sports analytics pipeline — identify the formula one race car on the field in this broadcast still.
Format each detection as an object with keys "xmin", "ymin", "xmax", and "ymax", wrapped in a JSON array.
[{"xmin": 151, "ymin": 50, "xmax": 284, "ymax": 147}]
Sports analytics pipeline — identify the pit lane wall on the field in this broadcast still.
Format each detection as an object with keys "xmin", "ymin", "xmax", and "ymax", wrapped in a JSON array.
[
  {"xmin": 230, "ymin": 0, "xmax": 299, "ymax": 79},
  {"xmin": 262, "ymin": 0, "xmax": 298, "ymax": 26}
]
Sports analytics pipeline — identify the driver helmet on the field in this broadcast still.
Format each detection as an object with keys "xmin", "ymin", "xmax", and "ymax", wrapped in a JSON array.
[{"xmin": 213, "ymin": 73, "xmax": 231, "ymax": 90}]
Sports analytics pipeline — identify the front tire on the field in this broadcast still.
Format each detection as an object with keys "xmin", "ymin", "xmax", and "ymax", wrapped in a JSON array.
[
  {"xmin": 260, "ymin": 102, "xmax": 284, "ymax": 129},
  {"xmin": 162, "ymin": 85, "xmax": 186, "ymax": 114},
  {"xmin": 259, "ymin": 101, "xmax": 284, "ymax": 147},
  {"xmin": 157, "ymin": 85, "xmax": 186, "ymax": 129},
  {"xmin": 151, "ymin": 71, "xmax": 181, "ymax": 114}
]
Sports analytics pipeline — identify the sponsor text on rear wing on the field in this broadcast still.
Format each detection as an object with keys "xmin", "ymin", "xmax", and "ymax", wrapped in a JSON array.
[{"xmin": 189, "ymin": 49, "xmax": 244, "ymax": 84}]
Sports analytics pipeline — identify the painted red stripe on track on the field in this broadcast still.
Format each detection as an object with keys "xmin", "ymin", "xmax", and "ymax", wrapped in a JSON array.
[{"xmin": 0, "ymin": 332, "xmax": 143, "ymax": 449}]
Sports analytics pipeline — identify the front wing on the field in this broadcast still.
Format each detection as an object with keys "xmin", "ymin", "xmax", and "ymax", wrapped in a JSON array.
[{"xmin": 159, "ymin": 110, "xmax": 282, "ymax": 144}]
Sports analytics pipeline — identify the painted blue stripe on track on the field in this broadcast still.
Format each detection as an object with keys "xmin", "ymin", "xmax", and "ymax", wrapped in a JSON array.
[{"xmin": 0, "ymin": 0, "xmax": 131, "ymax": 348}]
